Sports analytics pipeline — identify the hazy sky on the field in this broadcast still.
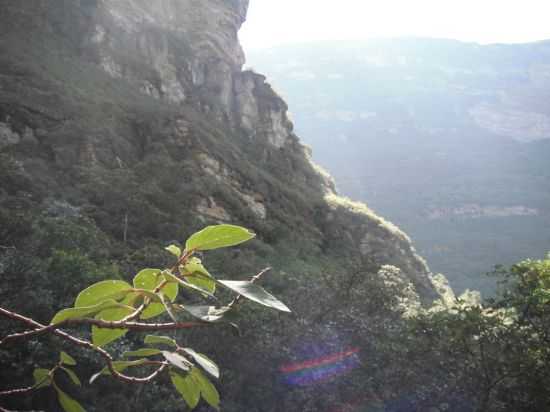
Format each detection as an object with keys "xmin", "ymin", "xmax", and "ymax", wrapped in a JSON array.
[{"xmin": 240, "ymin": 0, "xmax": 550, "ymax": 50}]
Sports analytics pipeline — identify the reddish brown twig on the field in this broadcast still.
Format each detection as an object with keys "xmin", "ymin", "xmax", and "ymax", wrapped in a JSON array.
[
  {"xmin": 0, "ymin": 305, "xmax": 208, "ymax": 346},
  {"xmin": 0, "ymin": 306, "xmax": 171, "ymax": 384}
]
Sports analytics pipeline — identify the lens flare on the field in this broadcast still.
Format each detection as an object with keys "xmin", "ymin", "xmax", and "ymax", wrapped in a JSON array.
[{"xmin": 280, "ymin": 347, "xmax": 360, "ymax": 387}]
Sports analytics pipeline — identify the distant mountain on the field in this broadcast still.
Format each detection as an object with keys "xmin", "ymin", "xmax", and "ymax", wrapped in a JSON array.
[{"xmin": 247, "ymin": 38, "xmax": 550, "ymax": 295}]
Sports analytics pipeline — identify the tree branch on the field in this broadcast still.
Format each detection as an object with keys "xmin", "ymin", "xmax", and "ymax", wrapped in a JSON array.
[
  {"xmin": 0, "ymin": 386, "xmax": 35, "ymax": 397},
  {"xmin": 0, "ymin": 306, "xmax": 208, "ymax": 346},
  {"xmin": 0, "ymin": 307, "xmax": 178, "ymax": 384},
  {"xmin": 119, "ymin": 279, "xmax": 170, "ymax": 323}
]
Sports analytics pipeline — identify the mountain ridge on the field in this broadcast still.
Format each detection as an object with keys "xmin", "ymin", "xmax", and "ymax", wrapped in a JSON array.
[{"xmin": 247, "ymin": 37, "xmax": 550, "ymax": 294}]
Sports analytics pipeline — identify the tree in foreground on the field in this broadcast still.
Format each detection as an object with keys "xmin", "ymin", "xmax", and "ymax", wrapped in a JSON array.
[
  {"xmin": 0, "ymin": 224, "xmax": 290, "ymax": 412},
  {"xmin": 400, "ymin": 254, "xmax": 550, "ymax": 411}
]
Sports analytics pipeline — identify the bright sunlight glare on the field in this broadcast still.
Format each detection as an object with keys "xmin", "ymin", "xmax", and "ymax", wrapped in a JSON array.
[{"xmin": 239, "ymin": 0, "xmax": 550, "ymax": 50}]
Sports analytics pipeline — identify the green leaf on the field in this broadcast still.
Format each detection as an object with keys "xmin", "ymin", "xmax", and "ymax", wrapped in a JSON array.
[
  {"xmin": 54, "ymin": 384, "xmax": 86, "ymax": 412},
  {"xmin": 163, "ymin": 272, "xmax": 217, "ymax": 299},
  {"xmin": 123, "ymin": 348, "xmax": 162, "ymax": 358},
  {"xmin": 182, "ymin": 258, "xmax": 213, "ymax": 280},
  {"xmin": 140, "ymin": 302, "xmax": 167, "ymax": 320},
  {"xmin": 92, "ymin": 306, "xmax": 134, "ymax": 347},
  {"xmin": 133, "ymin": 268, "xmax": 163, "ymax": 290},
  {"xmin": 159, "ymin": 293, "xmax": 178, "ymax": 322},
  {"xmin": 74, "ymin": 280, "xmax": 132, "ymax": 308},
  {"xmin": 192, "ymin": 367, "xmax": 220, "ymax": 410},
  {"xmin": 163, "ymin": 351, "xmax": 192, "ymax": 372},
  {"xmin": 187, "ymin": 275, "xmax": 216, "ymax": 295},
  {"xmin": 182, "ymin": 348, "xmax": 219, "ymax": 379},
  {"xmin": 144, "ymin": 335, "xmax": 177, "ymax": 347},
  {"xmin": 170, "ymin": 371, "xmax": 200, "ymax": 410},
  {"xmin": 51, "ymin": 300, "xmax": 124, "ymax": 325},
  {"xmin": 218, "ymin": 280, "xmax": 291, "ymax": 312},
  {"xmin": 131, "ymin": 289, "xmax": 163, "ymax": 302},
  {"xmin": 185, "ymin": 224, "xmax": 255, "ymax": 252},
  {"xmin": 165, "ymin": 244, "xmax": 182, "ymax": 257},
  {"xmin": 133, "ymin": 269, "xmax": 179, "ymax": 320},
  {"xmin": 89, "ymin": 360, "xmax": 148, "ymax": 384},
  {"xmin": 60, "ymin": 351, "xmax": 77, "ymax": 366},
  {"xmin": 182, "ymin": 258, "xmax": 216, "ymax": 294},
  {"xmin": 33, "ymin": 368, "xmax": 51, "ymax": 389},
  {"xmin": 60, "ymin": 366, "xmax": 81, "ymax": 387},
  {"xmin": 183, "ymin": 305, "xmax": 232, "ymax": 323}
]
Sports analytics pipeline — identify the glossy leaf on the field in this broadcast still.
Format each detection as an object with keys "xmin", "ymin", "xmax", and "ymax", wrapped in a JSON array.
[
  {"xmin": 60, "ymin": 351, "xmax": 77, "ymax": 366},
  {"xmin": 165, "ymin": 244, "xmax": 182, "ymax": 257},
  {"xmin": 54, "ymin": 384, "xmax": 86, "ymax": 412},
  {"xmin": 144, "ymin": 335, "xmax": 177, "ymax": 347},
  {"xmin": 123, "ymin": 348, "xmax": 162, "ymax": 358},
  {"xmin": 33, "ymin": 368, "xmax": 51, "ymax": 389},
  {"xmin": 89, "ymin": 359, "xmax": 148, "ymax": 384},
  {"xmin": 185, "ymin": 224, "xmax": 255, "ymax": 252},
  {"xmin": 218, "ymin": 280, "xmax": 291, "ymax": 312},
  {"xmin": 192, "ymin": 367, "xmax": 220, "ymax": 410},
  {"xmin": 60, "ymin": 366, "xmax": 81, "ymax": 387},
  {"xmin": 74, "ymin": 280, "xmax": 132, "ymax": 308},
  {"xmin": 51, "ymin": 300, "xmax": 123, "ymax": 325},
  {"xmin": 163, "ymin": 351, "xmax": 192, "ymax": 372},
  {"xmin": 91, "ymin": 306, "xmax": 134, "ymax": 347},
  {"xmin": 183, "ymin": 348, "xmax": 219, "ymax": 378},
  {"xmin": 183, "ymin": 305, "xmax": 232, "ymax": 323},
  {"xmin": 170, "ymin": 370, "xmax": 200, "ymax": 410}
]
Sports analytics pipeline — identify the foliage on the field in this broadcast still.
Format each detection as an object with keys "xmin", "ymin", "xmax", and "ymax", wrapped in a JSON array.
[
  {"xmin": 394, "ymin": 255, "xmax": 550, "ymax": 411},
  {"xmin": 0, "ymin": 224, "xmax": 290, "ymax": 412}
]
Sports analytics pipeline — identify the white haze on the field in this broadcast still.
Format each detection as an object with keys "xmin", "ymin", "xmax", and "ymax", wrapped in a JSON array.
[{"xmin": 240, "ymin": 0, "xmax": 550, "ymax": 50}]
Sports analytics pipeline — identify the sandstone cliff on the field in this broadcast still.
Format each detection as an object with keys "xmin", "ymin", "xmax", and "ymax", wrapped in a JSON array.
[{"xmin": 0, "ymin": 0, "xmax": 439, "ymax": 301}]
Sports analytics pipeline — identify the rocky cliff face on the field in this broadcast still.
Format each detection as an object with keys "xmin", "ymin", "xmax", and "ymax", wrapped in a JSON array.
[
  {"xmin": 0, "ymin": 1, "xmax": 443, "ymax": 410},
  {"xmin": 0, "ymin": 0, "xmax": 438, "ymax": 300},
  {"xmin": 84, "ymin": 0, "xmax": 296, "ymax": 151}
]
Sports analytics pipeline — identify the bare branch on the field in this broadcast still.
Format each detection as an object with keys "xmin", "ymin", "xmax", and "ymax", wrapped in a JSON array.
[
  {"xmin": 0, "ymin": 386, "xmax": 35, "ymax": 397},
  {"xmin": 0, "ymin": 407, "xmax": 44, "ymax": 412},
  {"xmin": 119, "ymin": 302, "xmax": 147, "ymax": 323}
]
